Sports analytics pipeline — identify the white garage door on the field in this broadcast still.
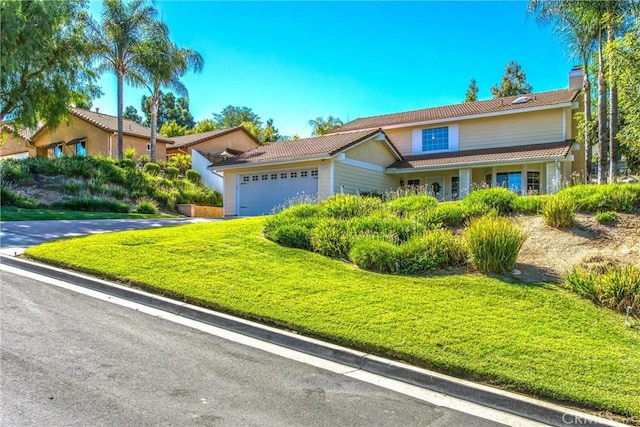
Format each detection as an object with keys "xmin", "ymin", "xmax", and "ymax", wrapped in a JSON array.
[{"xmin": 238, "ymin": 168, "xmax": 318, "ymax": 215}]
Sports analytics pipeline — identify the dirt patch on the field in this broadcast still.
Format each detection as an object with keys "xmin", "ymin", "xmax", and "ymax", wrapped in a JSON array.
[{"xmin": 514, "ymin": 213, "xmax": 640, "ymax": 283}]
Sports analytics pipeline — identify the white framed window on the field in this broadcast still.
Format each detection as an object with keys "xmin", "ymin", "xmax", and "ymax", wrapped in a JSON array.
[
  {"xmin": 310, "ymin": 170, "xmax": 318, "ymax": 177},
  {"xmin": 527, "ymin": 171, "xmax": 541, "ymax": 194},
  {"xmin": 407, "ymin": 179, "xmax": 420, "ymax": 186},
  {"xmin": 280, "ymin": 173, "xmax": 287, "ymax": 179},
  {"xmin": 146, "ymin": 143, "xmax": 151, "ymax": 151},
  {"xmin": 290, "ymin": 171, "xmax": 297, "ymax": 178},
  {"xmin": 271, "ymin": 173, "xmax": 277, "ymax": 180},
  {"xmin": 261, "ymin": 174, "xmax": 268, "ymax": 180},
  {"xmin": 412, "ymin": 124, "xmax": 458, "ymax": 154},
  {"xmin": 252, "ymin": 175, "xmax": 259, "ymax": 181},
  {"xmin": 242, "ymin": 176, "xmax": 250, "ymax": 183},
  {"xmin": 300, "ymin": 171, "xmax": 308, "ymax": 177}
]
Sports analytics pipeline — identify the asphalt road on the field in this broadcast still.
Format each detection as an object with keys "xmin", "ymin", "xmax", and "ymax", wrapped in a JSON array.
[
  {"xmin": 0, "ymin": 218, "xmax": 216, "ymax": 250},
  {"xmin": 0, "ymin": 270, "xmax": 505, "ymax": 427}
]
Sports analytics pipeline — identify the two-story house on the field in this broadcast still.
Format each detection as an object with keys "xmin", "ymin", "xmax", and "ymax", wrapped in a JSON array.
[{"xmin": 213, "ymin": 69, "xmax": 584, "ymax": 216}]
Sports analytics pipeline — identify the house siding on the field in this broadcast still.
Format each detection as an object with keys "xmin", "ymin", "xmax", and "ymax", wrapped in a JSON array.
[
  {"xmin": 383, "ymin": 109, "xmax": 566, "ymax": 156},
  {"xmin": 345, "ymin": 138, "xmax": 397, "ymax": 165},
  {"xmin": 0, "ymin": 132, "xmax": 36, "ymax": 158},
  {"xmin": 333, "ymin": 160, "xmax": 396, "ymax": 195}
]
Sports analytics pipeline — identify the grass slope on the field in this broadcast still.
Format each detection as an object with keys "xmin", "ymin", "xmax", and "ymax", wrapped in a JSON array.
[
  {"xmin": 25, "ymin": 217, "xmax": 640, "ymax": 420},
  {"xmin": 0, "ymin": 206, "xmax": 178, "ymax": 221}
]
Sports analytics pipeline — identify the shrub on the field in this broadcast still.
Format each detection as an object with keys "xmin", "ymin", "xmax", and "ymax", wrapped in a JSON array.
[
  {"xmin": 310, "ymin": 218, "xmax": 354, "ymax": 258},
  {"xmin": 135, "ymin": 198, "xmax": 158, "ymax": 214},
  {"xmin": 63, "ymin": 178, "xmax": 84, "ymax": 194},
  {"xmin": 385, "ymin": 195, "xmax": 438, "ymax": 217},
  {"xmin": 143, "ymin": 162, "xmax": 161, "ymax": 176},
  {"xmin": 119, "ymin": 158, "xmax": 136, "ymax": 169},
  {"xmin": 106, "ymin": 184, "xmax": 128, "ymax": 200},
  {"xmin": 139, "ymin": 154, "xmax": 150, "ymax": 165},
  {"xmin": 463, "ymin": 188, "xmax": 516, "ymax": 214},
  {"xmin": 348, "ymin": 212, "xmax": 424, "ymax": 244},
  {"xmin": 542, "ymin": 194, "xmax": 575, "ymax": 228},
  {"xmin": 595, "ymin": 211, "xmax": 617, "ymax": 224},
  {"xmin": 264, "ymin": 203, "xmax": 324, "ymax": 250},
  {"xmin": 565, "ymin": 258, "xmax": 640, "ymax": 316},
  {"xmin": 186, "ymin": 169, "xmax": 201, "ymax": 184},
  {"xmin": 465, "ymin": 215, "xmax": 527, "ymax": 274},
  {"xmin": 88, "ymin": 178, "xmax": 107, "ymax": 195},
  {"xmin": 51, "ymin": 195, "xmax": 129, "ymax": 213},
  {"xmin": 152, "ymin": 188, "xmax": 179, "ymax": 210},
  {"xmin": 511, "ymin": 195, "xmax": 549, "ymax": 214},
  {"xmin": 558, "ymin": 183, "xmax": 640, "ymax": 213},
  {"xmin": 349, "ymin": 237, "xmax": 397, "ymax": 273},
  {"xmin": 0, "ymin": 185, "xmax": 39, "ymax": 208},
  {"xmin": 0, "ymin": 159, "xmax": 32, "ymax": 184},
  {"xmin": 167, "ymin": 153, "xmax": 191, "ymax": 174},
  {"xmin": 124, "ymin": 146, "xmax": 137, "ymax": 160},
  {"xmin": 165, "ymin": 167, "xmax": 179, "ymax": 179},
  {"xmin": 320, "ymin": 194, "xmax": 382, "ymax": 220}
]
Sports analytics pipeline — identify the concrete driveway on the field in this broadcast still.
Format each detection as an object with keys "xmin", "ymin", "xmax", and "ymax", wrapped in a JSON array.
[{"xmin": 0, "ymin": 218, "xmax": 219, "ymax": 254}]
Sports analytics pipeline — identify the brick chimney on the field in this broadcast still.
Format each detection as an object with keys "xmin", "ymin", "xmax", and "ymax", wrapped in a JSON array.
[{"xmin": 569, "ymin": 65, "xmax": 583, "ymax": 90}]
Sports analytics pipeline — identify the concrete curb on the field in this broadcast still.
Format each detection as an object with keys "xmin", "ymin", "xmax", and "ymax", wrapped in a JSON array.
[{"xmin": 1, "ymin": 254, "xmax": 626, "ymax": 427}]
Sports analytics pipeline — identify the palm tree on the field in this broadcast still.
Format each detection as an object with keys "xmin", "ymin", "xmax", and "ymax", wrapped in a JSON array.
[
  {"xmin": 308, "ymin": 116, "xmax": 344, "ymax": 136},
  {"xmin": 135, "ymin": 23, "xmax": 203, "ymax": 162},
  {"xmin": 88, "ymin": 0, "xmax": 159, "ymax": 159}
]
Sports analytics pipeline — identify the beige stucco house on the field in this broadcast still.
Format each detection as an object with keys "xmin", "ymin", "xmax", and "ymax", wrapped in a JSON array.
[
  {"xmin": 3, "ymin": 108, "xmax": 174, "ymax": 160},
  {"xmin": 167, "ymin": 126, "xmax": 260, "ymax": 158},
  {"xmin": 214, "ymin": 70, "xmax": 585, "ymax": 216},
  {"xmin": 0, "ymin": 126, "xmax": 37, "ymax": 159}
]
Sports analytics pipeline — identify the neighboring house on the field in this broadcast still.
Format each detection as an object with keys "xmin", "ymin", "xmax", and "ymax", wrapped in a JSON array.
[
  {"xmin": 29, "ymin": 108, "xmax": 173, "ymax": 159},
  {"xmin": 168, "ymin": 127, "xmax": 261, "ymax": 195},
  {"xmin": 214, "ymin": 69, "xmax": 584, "ymax": 216},
  {"xmin": 0, "ymin": 126, "xmax": 37, "ymax": 159}
]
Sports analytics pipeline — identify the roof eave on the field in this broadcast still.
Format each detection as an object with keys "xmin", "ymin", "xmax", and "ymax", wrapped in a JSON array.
[
  {"xmin": 386, "ymin": 155, "xmax": 571, "ymax": 173},
  {"xmin": 210, "ymin": 154, "xmax": 331, "ymax": 171}
]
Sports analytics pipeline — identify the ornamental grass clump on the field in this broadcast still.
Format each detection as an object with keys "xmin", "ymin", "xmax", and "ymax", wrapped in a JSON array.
[
  {"xmin": 565, "ymin": 257, "xmax": 640, "ymax": 316},
  {"xmin": 135, "ymin": 198, "xmax": 159, "ymax": 214},
  {"xmin": 310, "ymin": 218, "xmax": 354, "ymax": 259},
  {"xmin": 264, "ymin": 203, "xmax": 324, "ymax": 250},
  {"xmin": 558, "ymin": 183, "xmax": 640, "ymax": 213},
  {"xmin": 465, "ymin": 215, "xmax": 527, "ymax": 274},
  {"xmin": 385, "ymin": 195, "xmax": 438, "ymax": 217},
  {"xmin": 542, "ymin": 194, "xmax": 575, "ymax": 228},
  {"xmin": 320, "ymin": 194, "xmax": 382, "ymax": 220},
  {"xmin": 463, "ymin": 187, "xmax": 516, "ymax": 214}
]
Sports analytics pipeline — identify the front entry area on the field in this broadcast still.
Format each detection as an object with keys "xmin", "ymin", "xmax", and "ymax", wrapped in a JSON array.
[{"xmin": 238, "ymin": 168, "xmax": 319, "ymax": 216}]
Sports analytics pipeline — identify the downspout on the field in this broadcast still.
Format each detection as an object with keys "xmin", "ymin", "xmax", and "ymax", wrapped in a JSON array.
[{"xmin": 109, "ymin": 132, "xmax": 116, "ymax": 158}]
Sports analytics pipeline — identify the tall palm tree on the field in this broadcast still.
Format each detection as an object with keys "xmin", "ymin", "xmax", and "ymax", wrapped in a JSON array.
[
  {"xmin": 528, "ymin": 0, "xmax": 599, "ymax": 182},
  {"xmin": 88, "ymin": 0, "xmax": 160, "ymax": 159},
  {"xmin": 135, "ymin": 23, "xmax": 203, "ymax": 162}
]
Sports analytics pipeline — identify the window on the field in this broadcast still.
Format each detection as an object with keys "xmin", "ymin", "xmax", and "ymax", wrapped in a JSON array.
[
  {"xmin": 146, "ymin": 143, "xmax": 151, "ymax": 151},
  {"xmin": 290, "ymin": 172, "xmax": 297, "ymax": 178},
  {"xmin": 271, "ymin": 173, "xmax": 278, "ymax": 180},
  {"xmin": 422, "ymin": 127, "xmax": 448, "ymax": 152},
  {"xmin": 451, "ymin": 176, "xmax": 459, "ymax": 200},
  {"xmin": 54, "ymin": 144, "xmax": 64, "ymax": 158},
  {"xmin": 261, "ymin": 174, "xmax": 268, "ymax": 180},
  {"xmin": 281, "ymin": 173, "xmax": 287, "ymax": 179},
  {"xmin": 75, "ymin": 141, "xmax": 86, "ymax": 157},
  {"xmin": 407, "ymin": 179, "xmax": 420, "ymax": 186},
  {"xmin": 300, "ymin": 171, "xmax": 308, "ymax": 177},
  {"xmin": 496, "ymin": 172, "xmax": 522, "ymax": 193},
  {"xmin": 242, "ymin": 176, "xmax": 250, "ymax": 183},
  {"xmin": 252, "ymin": 175, "xmax": 259, "ymax": 181},
  {"xmin": 310, "ymin": 170, "xmax": 318, "ymax": 177},
  {"xmin": 527, "ymin": 171, "xmax": 540, "ymax": 194}
]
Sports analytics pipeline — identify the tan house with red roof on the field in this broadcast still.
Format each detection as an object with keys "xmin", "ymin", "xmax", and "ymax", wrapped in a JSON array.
[
  {"xmin": 25, "ymin": 108, "xmax": 173, "ymax": 159},
  {"xmin": 214, "ymin": 70, "xmax": 585, "ymax": 216},
  {"xmin": 0, "ymin": 126, "xmax": 38, "ymax": 159},
  {"xmin": 167, "ymin": 126, "xmax": 260, "ymax": 158}
]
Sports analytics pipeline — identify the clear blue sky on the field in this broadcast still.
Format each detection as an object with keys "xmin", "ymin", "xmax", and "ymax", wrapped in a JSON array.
[{"xmin": 89, "ymin": 1, "xmax": 575, "ymax": 138}]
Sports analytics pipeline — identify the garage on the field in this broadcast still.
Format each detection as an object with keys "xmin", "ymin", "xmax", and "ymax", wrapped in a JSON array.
[{"xmin": 238, "ymin": 168, "xmax": 319, "ymax": 215}]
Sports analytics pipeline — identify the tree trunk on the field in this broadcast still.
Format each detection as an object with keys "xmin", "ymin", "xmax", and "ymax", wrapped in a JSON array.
[
  {"xmin": 117, "ymin": 70, "xmax": 124, "ymax": 160},
  {"xmin": 608, "ymin": 23, "xmax": 618, "ymax": 182},
  {"xmin": 583, "ymin": 62, "xmax": 593, "ymax": 183},
  {"xmin": 597, "ymin": 30, "xmax": 608, "ymax": 185},
  {"xmin": 150, "ymin": 93, "xmax": 159, "ymax": 163}
]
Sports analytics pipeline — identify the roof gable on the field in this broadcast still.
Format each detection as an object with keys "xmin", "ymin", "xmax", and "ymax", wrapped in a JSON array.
[
  {"xmin": 69, "ymin": 108, "xmax": 173, "ymax": 143},
  {"xmin": 171, "ymin": 126, "xmax": 260, "ymax": 148},
  {"xmin": 332, "ymin": 89, "xmax": 579, "ymax": 133},
  {"xmin": 213, "ymin": 129, "xmax": 401, "ymax": 169}
]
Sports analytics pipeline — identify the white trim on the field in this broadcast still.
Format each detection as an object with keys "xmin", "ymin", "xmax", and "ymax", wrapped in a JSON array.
[
  {"xmin": 329, "ymin": 160, "xmax": 335, "ymax": 196},
  {"xmin": 353, "ymin": 102, "xmax": 575, "ymax": 132},
  {"xmin": 212, "ymin": 154, "xmax": 330, "ymax": 171},
  {"xmin": 385, "ymin": 156, "xmax": 571, "ymax": 174},
  {"xmin": 336, "ymin": 156, "xmax": 385, "ymax": 172},
  {"xmin": 562, "ymin": 110, "xmax": 567, "ymax": 141},
  {"xmin": 411, "ymin": 124, "xmax": 459, "ymax": 155}
]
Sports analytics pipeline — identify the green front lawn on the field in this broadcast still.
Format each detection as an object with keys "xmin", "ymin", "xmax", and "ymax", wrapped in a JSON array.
[
  {"xmin": 0, "ymin": 206, "xmax": 179, "ymax": 221},
  {"xmin": 24, "ymin": 217, "xmax": 640, "ymax": 420}
]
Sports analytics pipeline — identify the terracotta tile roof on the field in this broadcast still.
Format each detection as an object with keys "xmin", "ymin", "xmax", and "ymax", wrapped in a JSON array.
[
  {"xmin": 1, "ymin": 124, "xmax": 42, "ymax": 141},
  {"xmin": 171, "ymin": 126, "xmax": 258, "ymax": 148},
  {"xmin": 388, "ymin": 140, "xmax": 574, "ymax": 170},
  {"xmin": 214, "ymin": 129, "xmax": 394, "ymax": 168},
  {"xmin": 332, "ymin": 89, "xmax": 579, "ymax": 133},
  {"xmin": 70, "ymin": 108, "xmax": 173, "ymax": 143}
]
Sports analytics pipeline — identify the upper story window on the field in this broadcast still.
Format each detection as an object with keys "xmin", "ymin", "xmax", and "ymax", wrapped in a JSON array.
[
  {"xmin": 412, "ymin": 124, "xmax": 458, "ymax": 154},
  {"xmin": 422, "ymin": 127, "xmax": 448, "ymax": 152}
]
